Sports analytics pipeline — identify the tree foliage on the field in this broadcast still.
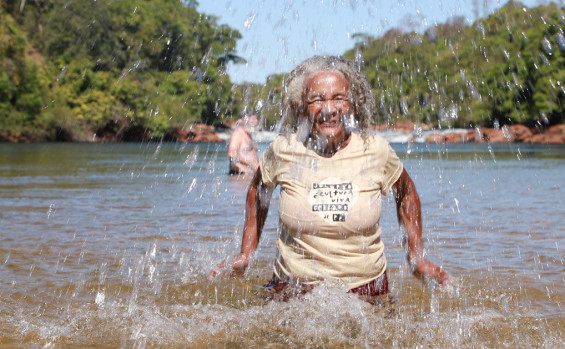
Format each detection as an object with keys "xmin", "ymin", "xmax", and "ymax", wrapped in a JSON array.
[
  {"xmin": 1, "ymin": 0, "xmax": 244, "ymax": 140},
  {"xmin": 0, "ymin": 1, "xmax": 563, "ymax": 141},
  {"xmin": 344, "ymin": 1, "xmax": 564, "ymax": 128}
]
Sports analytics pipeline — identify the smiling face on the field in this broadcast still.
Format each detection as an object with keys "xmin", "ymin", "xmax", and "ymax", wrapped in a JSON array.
[{"xmin": 301, "ymin": 70, "xmax": 355, "ymax": 153}]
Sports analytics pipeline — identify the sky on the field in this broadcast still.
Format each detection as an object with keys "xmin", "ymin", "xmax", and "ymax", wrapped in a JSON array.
[{"xmin": 197, "ymin": 0, "xmax": 558, "ymax": 84}]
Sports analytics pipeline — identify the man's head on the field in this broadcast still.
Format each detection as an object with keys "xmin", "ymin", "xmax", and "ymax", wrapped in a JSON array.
[{"xmin": 238, "ymin": 110, "xmax": 259, "ymax": 130}]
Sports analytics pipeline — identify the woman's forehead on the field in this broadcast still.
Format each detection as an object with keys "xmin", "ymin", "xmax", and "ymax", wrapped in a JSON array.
[{"xmin": 303, "ymin": 70, "xmax": 349, "ymax": 92}]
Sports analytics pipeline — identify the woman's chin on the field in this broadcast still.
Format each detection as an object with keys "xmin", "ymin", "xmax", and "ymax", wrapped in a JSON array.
[
  {"xmin": 315, "ymin": 124, "xmax": 345, "ymax": 138},
  {"xmin": 312, "ymin": 126, "xmax": 350, "ymax": 151}
]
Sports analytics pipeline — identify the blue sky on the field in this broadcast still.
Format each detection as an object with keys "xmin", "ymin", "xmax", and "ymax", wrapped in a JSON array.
[{"xmin": 197, "ymin": 0, "xmax": 556, "ymax": 84}]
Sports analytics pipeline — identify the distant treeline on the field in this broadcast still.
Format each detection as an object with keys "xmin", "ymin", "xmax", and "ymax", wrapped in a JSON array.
[
  {"xmin": 346, "ymin": 1, "xmax": 565, "ymax": 129},
  {"xmin": 0, "ymin": 1, "xmax": 563, "ymax": 141},
  {"xmin": 243, "ymin": 2, "xmax": 564, "ymax": 130}
]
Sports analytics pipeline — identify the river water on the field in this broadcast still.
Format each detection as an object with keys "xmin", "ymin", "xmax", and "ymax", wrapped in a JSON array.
[{"xmin": 0, "ymin": 139, "xmax": 563, "ymax": 348}]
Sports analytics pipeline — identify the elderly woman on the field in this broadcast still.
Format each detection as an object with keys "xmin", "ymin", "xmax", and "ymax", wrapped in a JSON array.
[{"xmin": 210, "ymin": 56, "xmax": 450, "ymax": 298}]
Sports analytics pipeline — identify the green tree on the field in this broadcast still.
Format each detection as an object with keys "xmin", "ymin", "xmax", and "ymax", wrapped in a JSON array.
[{"xmin": 345, "ymin": 1, "xmax": 564, "ymax": 128}]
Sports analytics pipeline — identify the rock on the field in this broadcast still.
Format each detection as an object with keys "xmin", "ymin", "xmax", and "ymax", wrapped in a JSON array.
[
  {"xmin": 508, "ymin": 124, "xmax": 533, "ymax": 142},
  {"xmin": 181, "ymin": 124, "xmax": 224, "ymax": 143},
  {"xmin": 530, "ymin": 124, "xmax": 564, "ymax": 143},
  {"xmin": 547, "ymin": 133, "xmax": 564, "ymax": 143},
  {"xmin": 374, "ymin": 122, "xmax": 433, "ymax": 132},
  {"xmin": 532, "ymin": 133, "xmax": 565, "ymax": 144},
  {"xmin": 433, "ymin": 126, "xmax": 532, "ymax": 143},
  {"xmin": 465, "ymin": 129, "xmax": 482, "ymax": 142},
  {"xmin": 425, "ymin": 133, "xmax": 444, "ymax": 143},
  {"xmin": 0, "ymin": 131, "xmax": 30, "ymax": 143},
  {"xmin": 394, "ymin": 122, "xmax": 416, "ymax": 132},
  {"xmin": 424, "ymin": 132, "xmax": 467, "ymax": 143},
  {"xmin": 444, "ymin": 132, "xmax": 464, "ymax": 143},
  {"xmin": 476, "ymin": 124, "xmax": 563, "ymax": 143},
  {"xmin": 480, "ymin": 127, "xmax": 508, "ymax": 142},
  {"xmin": 548, "ymin": 124, "xmax": 565, "ymax": 137},
  {"xmin": 478, "ymin": 127, "xmax": 494, "ymax": 142}
]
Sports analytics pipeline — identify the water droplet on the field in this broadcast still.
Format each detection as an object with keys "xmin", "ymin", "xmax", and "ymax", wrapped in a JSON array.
[
  {"xmin": 541, "ymin": 37, "xmax": 553, "ymax": 55},
  {"xmin": 355, "ymin": 49, "xmax": 363, "ymax": 65},
  {"xmin": 539, "ymin": 53, "xmax": 550, "ymax": 66},
  {"xmin": 243, "ymin": 12, "xmax": 256, "ymax": 29},
  {"xmin": 47, "ymin": 203, "xmax": 55, "ymax": 219},
  {"xmin": 95, "ymin": 290, "xmax": 105, "ymax": 305},
  {"xmin": 557, "ymin": 32, "xmax": 565, "ymax": 51},
  {"xmin": 501, "ymin": 47, "xmax": 510, "ymax": 59},
  {"xmin": 188, "ymin": 178, "xmax": 197, "ymax": 194},
  {"xmin": 502, "ymin": 126, "xmax": 513, "ymax": 141},
  {"xmin": 56, "ymin": 66, "xmax": 68, "ymax": 81},
  {"xmin": 487, "ymin": 144, "xmax": 496, "ymax": 162}
]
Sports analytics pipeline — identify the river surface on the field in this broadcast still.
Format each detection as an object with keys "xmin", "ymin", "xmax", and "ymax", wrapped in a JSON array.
[{"xmin": 0, "ymin": 140, "xmax": 563, "ymax": 348}]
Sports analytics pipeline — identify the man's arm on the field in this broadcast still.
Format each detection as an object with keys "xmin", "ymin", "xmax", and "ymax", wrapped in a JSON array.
[
  {"xmin": 209, "ymin": 168, "xmax": 272, "ymax": 278},
  {"xmin": 227, "ymin": 129, "xmax": 241, "ymax": 160},
  {"xmin": 392, "ymin": 168, "xmax": 450, "ymax": 285}
]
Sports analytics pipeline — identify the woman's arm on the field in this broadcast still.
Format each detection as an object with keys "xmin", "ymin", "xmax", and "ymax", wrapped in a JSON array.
[
  {"xmin": 392, "ymin": 168, "xmax": 451, "ymax": 285},
  {"xmin": 209, "ymin": 168, "xmax": 272, "ymax": 279}
]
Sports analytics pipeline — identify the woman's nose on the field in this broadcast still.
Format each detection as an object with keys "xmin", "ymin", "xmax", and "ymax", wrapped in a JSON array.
[{"xmin": 320, "ymin": 99, "xmax": 338, "ymax": 114}]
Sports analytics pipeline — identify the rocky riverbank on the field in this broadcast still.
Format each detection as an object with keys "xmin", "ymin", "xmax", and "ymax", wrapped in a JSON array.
[
  {"xmin": 178, "ymin": 122, "xmax": 565, "ymax": 144},
  {"xmin": 1, "ymin": 121, "xmax": 563, "ymax": 144},
  {"xmin": 0, "ymin": 123, "xmax": 227, "ymax": 143},
  {"xmin": 376, "ymin": 122, "xmax": 565, "ymax": 144}
]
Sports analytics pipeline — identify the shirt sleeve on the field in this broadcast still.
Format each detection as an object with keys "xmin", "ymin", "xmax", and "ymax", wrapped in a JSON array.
[
  {"xmin": 381, "ymin": 143, "xmax": 403, "ymax": 196},
  {"xmin": 259, "ymin": 141, "xmax": 277, "ymax": 187}
]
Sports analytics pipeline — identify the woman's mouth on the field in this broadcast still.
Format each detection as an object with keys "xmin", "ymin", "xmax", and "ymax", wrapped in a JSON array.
[{"xmin": 316, "ymin": 115, "xmax": 340, "ymax": 126}]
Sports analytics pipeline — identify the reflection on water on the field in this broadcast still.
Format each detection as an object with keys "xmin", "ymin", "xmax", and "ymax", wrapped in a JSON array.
[{"xmin": 0, "ymin": 142, "xmax": 563, "ymax": 347}]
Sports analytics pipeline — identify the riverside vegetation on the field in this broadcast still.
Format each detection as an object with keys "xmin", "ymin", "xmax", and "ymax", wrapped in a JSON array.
[{"xmin": 0, "ymin": 1, "xmax": 563, "ymax": 142}]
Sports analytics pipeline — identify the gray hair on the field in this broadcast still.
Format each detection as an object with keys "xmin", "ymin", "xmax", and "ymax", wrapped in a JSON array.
[{"xmin": 279, "ymin": 55, "xmax": 375, "ymax": 134}]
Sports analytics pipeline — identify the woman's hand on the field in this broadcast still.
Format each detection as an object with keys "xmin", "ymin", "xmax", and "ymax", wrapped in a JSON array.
[
  {"xmin": 208, "ymin": 253, "xmax": 250, "ymax": 280},
  {"xmin": 208, "ymin": 169, "xmax": 272, "ymax": 281},
  {"xmin": 412, "ymin": 259, "xmax": 451, "ymax": 285}
]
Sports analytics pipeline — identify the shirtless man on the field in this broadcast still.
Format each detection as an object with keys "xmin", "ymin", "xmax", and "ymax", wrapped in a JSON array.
[{"xmin": 228, "ymin": 111, "xmax": 259, "ymax": 175}]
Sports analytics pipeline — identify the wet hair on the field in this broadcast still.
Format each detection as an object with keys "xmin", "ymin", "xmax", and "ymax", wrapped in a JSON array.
[{"xmin": 280, "ymin": 55, "xmax": 375, "ymax": 135}]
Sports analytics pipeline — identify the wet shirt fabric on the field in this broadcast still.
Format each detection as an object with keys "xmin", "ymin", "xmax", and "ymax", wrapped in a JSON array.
[{"xmin": 260, "ymin": 132, "xmax": 403, "ymax": 289}]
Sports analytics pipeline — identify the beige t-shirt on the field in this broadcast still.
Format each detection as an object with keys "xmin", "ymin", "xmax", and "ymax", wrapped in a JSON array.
[{"xmin": 260, "ymin": 132, "xmax": 404, "ymax": 289}]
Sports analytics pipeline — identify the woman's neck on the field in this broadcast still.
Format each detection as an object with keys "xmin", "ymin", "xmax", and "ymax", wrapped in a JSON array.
[{"xmin": 310, "ymin": 132, "xmax": 352, "ymax": 157}]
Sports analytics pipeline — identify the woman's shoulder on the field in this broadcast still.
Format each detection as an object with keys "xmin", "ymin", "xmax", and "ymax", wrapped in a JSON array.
[
  {"xmin": 267, "ymin": 134, "xmax": 287, "ymax": 153},
  {"xmin": 352, "ymin": 132, "xmax": 391, "ymax": 151},
  {"xmin": 269, "ymin": 133, "xmax": 304, "ymax": 152}
]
